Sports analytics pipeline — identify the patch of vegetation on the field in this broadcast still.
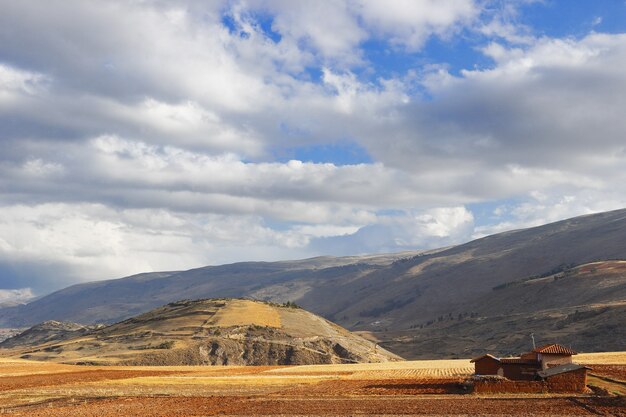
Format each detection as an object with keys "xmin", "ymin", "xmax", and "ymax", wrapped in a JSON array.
[
  {"xmin": 492, "ymin": 263, "xmax": 577, "ymax": 290},
  {"xmin": 43, "ymin": 345, "xmax": 63, "ymax": 352},
  {"xmin": 282, "ymin": 301, "xmax": 301, "ymax": 309},
  {"xmin": 128, "ymin": 341, "xmax": 175, "ymax": 350},
  {"xmin": 554, "ymin": 307, "xmax": 610, "ymax": 329},
  {"xmin": 156, "ymin": 341, "xmax": 175, "ymax": 349},
  {"xmin": 253, "ymin": 299, "xmax": 302, "ymax": 309}
]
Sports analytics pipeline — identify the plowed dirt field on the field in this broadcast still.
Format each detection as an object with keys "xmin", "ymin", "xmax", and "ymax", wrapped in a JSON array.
[{"xmin": 589, "ymin": 365, "xmax": 626, "ymax": 381}]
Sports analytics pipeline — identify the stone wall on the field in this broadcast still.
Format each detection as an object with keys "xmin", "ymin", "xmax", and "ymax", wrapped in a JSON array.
[
  {"xmin": 473, "ymin": 379, "xmax": 547, "ymax": 394},
  {"xmin": 473, "ymin": 370, "xmax": 587, "ymax": 394},
  {"xmin": 546, "ymin": 369, "xmax": 587, "ymax": 393}
]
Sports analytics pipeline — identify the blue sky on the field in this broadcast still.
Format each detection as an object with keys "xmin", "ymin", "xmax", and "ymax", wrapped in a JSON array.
[{"xmin": 1, "ymin": 0, "xmax": 626, "ymax": 298}]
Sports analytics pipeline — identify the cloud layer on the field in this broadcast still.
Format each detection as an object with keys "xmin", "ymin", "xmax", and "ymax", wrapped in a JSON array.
[{"xmin": 2, "ymin": 1, "xmax": 626, "ymax": 294}]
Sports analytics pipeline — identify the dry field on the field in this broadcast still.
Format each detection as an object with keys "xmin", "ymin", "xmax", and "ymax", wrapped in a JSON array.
[
  {"xmin": 0, "ymin": 354, "xmax": 624, "ymax": 416},
  {"xmin": 209, "ymin": 299, "xmax": 281, "ymax": 328},
  {"xmin": 578, "ymin": 351, "xmax": 626, "ymax": 364}
]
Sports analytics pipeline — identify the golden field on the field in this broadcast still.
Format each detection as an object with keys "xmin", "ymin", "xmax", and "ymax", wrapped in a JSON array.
[{"xmin": 0, "ymin": 353, "xmax": 624, "ymax": 416}]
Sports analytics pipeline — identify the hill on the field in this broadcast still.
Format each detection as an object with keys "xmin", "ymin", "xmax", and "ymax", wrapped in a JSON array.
[
  {"xmin": 0, "ymin": 320, "xmax": 101, "ymax": 349},
  {"xmin": 0, "ymin": 299, "xmax": 401, "ymax": 365},
  {"xmin": 1, "ymin": 208, "xmax": 626, "ymax": 358}
]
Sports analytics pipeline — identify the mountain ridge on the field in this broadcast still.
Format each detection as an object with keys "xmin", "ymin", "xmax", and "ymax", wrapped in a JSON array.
[{"xmin": 2, "ymin": 208, "xmax": 626, "ymax": 358}]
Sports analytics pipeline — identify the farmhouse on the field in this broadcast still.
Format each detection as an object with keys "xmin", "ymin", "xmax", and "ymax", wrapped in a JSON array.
[
  {"xmin": 521, "ymin": 344, "xmax": 577, "ymax": 369},
  {"xmin": 471, "ymin": 344, "xmax": 585, "ymax": 382}
]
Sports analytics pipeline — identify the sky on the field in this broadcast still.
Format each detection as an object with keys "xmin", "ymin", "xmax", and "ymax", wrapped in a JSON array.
[{"xmin": 2, "ymin": 0, "xmax": 626, "ymax": 299}]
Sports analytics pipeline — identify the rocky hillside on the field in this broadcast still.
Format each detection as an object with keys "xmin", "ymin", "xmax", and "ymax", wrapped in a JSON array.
[
  {"xmin": 1, "ymin": 208, "xmax": 626, "ymax": 358},
  {"xmin": 0, "ymin": 299, "xmax": 401, "ymax": 366},
  {"xmin": 0, "ymin": 320, "xmax": 101, "ymax": 349}
]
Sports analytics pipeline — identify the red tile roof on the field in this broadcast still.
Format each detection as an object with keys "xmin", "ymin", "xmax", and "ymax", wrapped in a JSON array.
[{"xmin": 532, "ymin": 344, "xmax": 577, "ymax": 355}]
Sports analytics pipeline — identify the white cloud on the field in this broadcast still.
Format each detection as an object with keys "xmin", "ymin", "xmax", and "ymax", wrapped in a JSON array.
[
  {"xmin": 357, "ymin": 0, "xmax": 478, "ymax": 50},
  {"xmin": 473, "ymin": 191, "xmax": 626, "ymax": 239},
  {"xmin": 263, "ymin": 0, "xmax": 367, "ymax": 61},
  {"xmin": 0, "ymin": 203, "xmax": 314, "ymax": 286},
  {"xmin": 253, "ymin": 0, "xmax": 479, "ymax": 61},
  {"xmin": 21, "ymin": 159, "xmax": 64, "ymax": 178},
  {"xmin": 371, "ymin": 33, "xmax": 626, "ymax": 187},
  {"xmin": 476, "ymin": 0, "xmax": 536, "ymax": 45},
  {"xmin": 2, "ymin": 135, "xmax": 462, "ymax": 219},
  {"xmin": 311, "ymin": 206, "xmax": 475, "ymax": 255},
  {"xmin": 0, "ymin": 64, "xmax": 47, "ymax": 95},
  {"xmin": 0, "ymin": 288, "xmax": 34, "ymax": 304}
]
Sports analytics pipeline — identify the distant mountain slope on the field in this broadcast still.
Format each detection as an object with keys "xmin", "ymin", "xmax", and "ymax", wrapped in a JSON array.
[
  {"xmin": 0, "ymin": 299, "xmax": 401, "ymax": 366},
  {"xmin": 381, "ymin": 260, "xmax": 626, "ymax": 359},
  {"xmin": 327, "ymin": 209, "xmax": 626, "ymax": 324},
  {"xmin": 1, "ymin": 208, "xmax": 626, "ymax": 358},
  {"xmin": 0, "ymin": 251, "xmax": 424, "ymax": 327}
]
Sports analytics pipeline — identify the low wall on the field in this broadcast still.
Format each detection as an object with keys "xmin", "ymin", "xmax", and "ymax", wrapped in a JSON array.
[
  {"xmin": 546, "ymin": 372, "xmax": 587, "ymax": 393},
  {"xmin": 473, "ymin": 380, "xmax": 547, "ymax": 394},
  {"xmin": 473, "ymin": 374, "xmax": 587, "ymax": 394}
]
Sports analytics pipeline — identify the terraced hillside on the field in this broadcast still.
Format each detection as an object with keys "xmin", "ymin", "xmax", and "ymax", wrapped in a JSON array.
[{"xmin": 0, "ymin": 299, "xmax": 401, "ymax": 366}]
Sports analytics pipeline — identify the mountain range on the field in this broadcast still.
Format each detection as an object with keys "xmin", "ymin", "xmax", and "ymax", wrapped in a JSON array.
[{"xmin": 1, "ymin": 208, "xmax": 625, "ymax": 359}]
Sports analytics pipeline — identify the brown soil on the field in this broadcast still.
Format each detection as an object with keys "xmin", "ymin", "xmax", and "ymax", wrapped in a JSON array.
[
  {"xmin": 0, "ymin": 369, "xmax": 188, "ymax": 391},
  {"xmin": 278, "ymin": 378, "xmax": 467, "ymax": 396},
  {"xmin": 7, "ymin": 395, "xmax": 626, "ymax": 416},
  {"xmin": 588, "ymin": 365, "xmax": 626, "ymax": 381}
]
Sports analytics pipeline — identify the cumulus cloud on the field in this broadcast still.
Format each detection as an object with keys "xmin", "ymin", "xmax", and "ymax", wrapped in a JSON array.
[
  {"xmin": 1, "ymin": 1, "xmax": 626, "ymax": 294},
  {"xmin": 357, "ymin": 0, "xmax": 478, "ymax": 50},
  {"xmin": 369, "ymin": 33, "xmax": 626, "ymax": 185},
  {"xmin": 248, "ymin": 0, "xmax": 479, "ymax": 61}
]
